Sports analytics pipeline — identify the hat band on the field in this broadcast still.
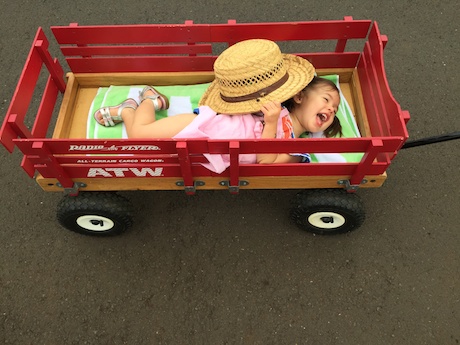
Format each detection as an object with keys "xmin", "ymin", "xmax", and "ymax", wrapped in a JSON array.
[{"xmin": 220, "ymin": 72, "xmax": 289, "ymax": 103}]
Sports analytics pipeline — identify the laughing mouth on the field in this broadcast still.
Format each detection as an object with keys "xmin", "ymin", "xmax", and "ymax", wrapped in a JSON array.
[{"xmin": 317, "ymin": 113, "xmax": 328, "ymax": 123}]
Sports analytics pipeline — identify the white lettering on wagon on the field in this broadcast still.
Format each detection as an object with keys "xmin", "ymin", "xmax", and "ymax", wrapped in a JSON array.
[
  {"xmin": 88, "ymin": 167, "xmax": 164, "ymax": 177},
  {"xmin": 69, "ymin": 145, "xmax": 161, "ymax": 151},
  {"xmin": 76, "ymin": 159, "xmax": 164, "ymax": 163}
]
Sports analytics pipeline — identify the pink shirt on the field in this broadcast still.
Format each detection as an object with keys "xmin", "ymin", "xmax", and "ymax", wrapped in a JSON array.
[{"xmin": 173, "ymin": 106, "xmax": 309, "ymax": 173}]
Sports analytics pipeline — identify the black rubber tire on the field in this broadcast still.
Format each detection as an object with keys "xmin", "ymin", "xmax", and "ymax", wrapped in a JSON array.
[
  {"xmin": 290, "ymin": 189, "xmax": 365, "ymax": 235},
  {"xmin": 56, "ymin": 192, "xmax": 134, "ymax": 236}
]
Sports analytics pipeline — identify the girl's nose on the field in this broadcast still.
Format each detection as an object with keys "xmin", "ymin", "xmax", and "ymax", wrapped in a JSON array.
[{"xmin": 327, "ymin": 104, "xmax": 337, "ymax": 116}]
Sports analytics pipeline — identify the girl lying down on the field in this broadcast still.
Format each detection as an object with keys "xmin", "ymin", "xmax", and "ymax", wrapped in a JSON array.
[{"xmin": 94, "ymin": 39, "xmax": 342, "ymax": 173}]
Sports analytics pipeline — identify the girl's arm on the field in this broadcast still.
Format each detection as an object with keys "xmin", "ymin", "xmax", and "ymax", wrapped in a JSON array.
[{"xmin": 256, "ymin": 102, "xmax": 302, "ymax": 164}]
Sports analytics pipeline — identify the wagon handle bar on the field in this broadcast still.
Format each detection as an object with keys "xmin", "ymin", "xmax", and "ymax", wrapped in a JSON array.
[{"xmin": 401, "ymin": 131, "xmax": 460, "ymax": 149}]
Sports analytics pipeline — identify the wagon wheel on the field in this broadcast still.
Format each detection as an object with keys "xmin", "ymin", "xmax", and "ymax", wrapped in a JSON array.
[
  {"xmin": 56, "ymin": 192, "xmax": 134, "ymax": 236},
  {"xmin": 290, "ymin": 189, "xmax": 365, "ymax": 235}
]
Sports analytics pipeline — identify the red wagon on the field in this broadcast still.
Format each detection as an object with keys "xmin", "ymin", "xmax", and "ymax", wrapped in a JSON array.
[{"xmin": 0, "ymin": 17, "xmax": 411, "ymax": 236}]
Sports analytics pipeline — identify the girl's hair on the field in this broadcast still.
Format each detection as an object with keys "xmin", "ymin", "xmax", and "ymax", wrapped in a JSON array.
[{"xmin": 282, "ymin": 76, "xmax": 343, "ymax": 138}]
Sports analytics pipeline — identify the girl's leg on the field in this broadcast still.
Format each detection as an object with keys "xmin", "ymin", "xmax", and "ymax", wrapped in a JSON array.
[
  {"xmin": 95, "ymin": 88, "xmax": 197, "ymax": 138},
  {"xmin": 122, "ymin": 96, "xmax": 197, "ymax": 138}
]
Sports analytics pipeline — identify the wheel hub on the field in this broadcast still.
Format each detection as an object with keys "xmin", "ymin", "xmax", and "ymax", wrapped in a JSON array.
[
  {"xmin": 76, "ymin": 215, "xmax": 115, "ymax": 231},
  {"xmin": 308, "ymin": 212, "xmax": 345, "ymax": 229}
]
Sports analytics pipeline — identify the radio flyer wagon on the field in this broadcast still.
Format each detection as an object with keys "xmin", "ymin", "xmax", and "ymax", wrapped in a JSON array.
[{"xmin": 0, "ymin": 17, "xmax": 412, "ymax": 236}]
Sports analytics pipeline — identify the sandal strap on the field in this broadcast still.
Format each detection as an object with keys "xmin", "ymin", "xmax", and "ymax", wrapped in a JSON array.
[
  {"xmin": 117, "ymin": 100, "xmax": 137, "ymax": 117},
  {"xmin": 96, "ymin": 98, "xmax": 137, "ymax": 127},
  {"xmin": 142, "ymin": 94, "xmax": 161, "ymax": 110},
  {"xmin": 139, "ymin": 86, "xmax": 168, "ymax": 111},
  {"xmin": 101, "ymin": 108, "xmax": 116, "ymax": 126}
]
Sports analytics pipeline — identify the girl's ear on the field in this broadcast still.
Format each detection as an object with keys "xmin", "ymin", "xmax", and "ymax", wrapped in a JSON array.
[{"xmin": 294, "ymin": 92, "xmax": 303, "ymax": 104}]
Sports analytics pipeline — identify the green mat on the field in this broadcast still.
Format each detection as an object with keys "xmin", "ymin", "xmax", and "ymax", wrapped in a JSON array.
[{"xmin": 87, "ymin": 76, "xmax": 363, "ymax": 163}]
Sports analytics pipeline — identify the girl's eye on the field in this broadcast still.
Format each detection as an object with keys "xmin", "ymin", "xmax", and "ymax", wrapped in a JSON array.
[{"xmin": 323, "ymin": 97, "xmax": 329, "ymax": 102}]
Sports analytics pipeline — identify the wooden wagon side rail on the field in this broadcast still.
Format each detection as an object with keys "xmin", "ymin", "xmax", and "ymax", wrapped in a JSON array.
[
  {"xmin": 0, "ymin": 28, "xmax": 66, "ymax": 153},
  {"xmin": 51, "ymin": 17, "xmax": 373, "ymax": 73},
  {"xmin": 357, "ymin": 21, "xmax": 410, "ymax": 153},
  {"xmin": 13, "ymin": 136, "xmax": 402, "ymax": 194}
]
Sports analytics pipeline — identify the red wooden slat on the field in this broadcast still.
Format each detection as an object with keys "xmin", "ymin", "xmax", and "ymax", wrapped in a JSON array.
[
  {"xmin": 176, "ymin": 141, "xmax": 195, "ymax": 193},
  {"xmin": 65, "ymin": 52, "xmax": 360, "ymax": 73},
  {"xmin": 51, "ymin": 21, "xmax": 371, "ymax": 46},
  {"xmin": 44, "ymin": 154, "xmax": 191, "ymax": 165},
  {"xmin": 38, "ymin": 164, "xmax": 185, "ymax": 179},
  {"xmin": 65, "ymin": 55, "xmax": 217, "ymax": 73},
  {"xmin": 334, "ymin": 16, "xmax": 355, "ymax": 53},
  {"xmin": 5, "ymin": 114, "xmax": 32, "ymax": 140},
  {"xmin": 51, "ymin": 24, "xmax": 212, "ymax": 45},
  {"xmin": 361, "ymin": 42, "xmax": 390, "ymax": 137},
  {"xmin": 12, "ymin": 137, "xmax": 404, "ymax": 155},
  {"xmin": 238, "ymin": 163, "xmax": 388, "ymax": 177},
  {"xmin": 358, "ymin": 55, "xmax": 382, "ymax": 137},
  {"xmin": 32, "ymin": 75, "xmax": 60, "ymax": 138},
  {"xmin": 14, "ymin": 138, "xmax": 183, "ymax": 155},
  {"xmin": 228, "ymin": 141, "xmax": 240, "ymax": 191},
  {"xmin": 350, "ymin": 139, "xmax": 383, "ymax": 185},
  {"xmin": 31, "ymin": 160, "xmax": 390, "ymax": 180},
  {"xmin": 20, "ymin": 156, "xmax": 36, "ymax": 178},
  {"xmin": 60, "ymin": 44, "xmax": 213, "ymax": 57},
  {"xmin": 209, "ymin": 21, "xmax": 372, "ymax": 42},
  {"xmin": 297, "ymin": 52, "xmax": 360, "ymax": 69},
  {"xmin": 35, "ymin": 41, "xmax": 65, "ymax": 92},
  {"xmin": 210, "ymin": 137, "xmax": 403, "ymax": 154}
]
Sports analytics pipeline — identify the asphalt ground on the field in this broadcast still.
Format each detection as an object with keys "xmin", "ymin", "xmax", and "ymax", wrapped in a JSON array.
[{"xmin": 0, "ymin": 1, "xmax": 459, "ymax": 344}]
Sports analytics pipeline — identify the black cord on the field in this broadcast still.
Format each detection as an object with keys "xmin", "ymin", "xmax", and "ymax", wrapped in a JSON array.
[{"xmin": 401, "ymin": 131, "xmax": 460, "ymax": 149}]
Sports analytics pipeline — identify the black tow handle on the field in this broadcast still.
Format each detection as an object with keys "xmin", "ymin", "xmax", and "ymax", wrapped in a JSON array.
[{"xmin": 401, "ymin": 131, "xmax": 460, "ymax": 149}]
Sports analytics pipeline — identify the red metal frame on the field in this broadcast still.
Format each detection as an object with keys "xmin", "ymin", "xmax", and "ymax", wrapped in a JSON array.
[{"xmin": 0, "ymin": 17, "xmax": 410, "ymax": 193}]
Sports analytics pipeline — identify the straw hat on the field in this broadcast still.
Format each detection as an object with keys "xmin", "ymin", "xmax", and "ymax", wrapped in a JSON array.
[{"xmin": 198, "ymin": 39, "xmax": 315, "ymax": 114}]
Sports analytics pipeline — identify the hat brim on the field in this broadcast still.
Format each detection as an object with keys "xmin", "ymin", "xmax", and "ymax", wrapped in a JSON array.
[{"xmin": 198, "ymin": 54, "xmax": 315, "ymax": 114}]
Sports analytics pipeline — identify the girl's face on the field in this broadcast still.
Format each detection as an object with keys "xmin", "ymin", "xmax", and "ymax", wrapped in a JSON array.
[{"xmin": 293, "ymin": 85, "xmax": 340, "ymax": 133}]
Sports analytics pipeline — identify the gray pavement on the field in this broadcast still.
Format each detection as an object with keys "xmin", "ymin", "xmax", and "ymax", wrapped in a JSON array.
[{"xmin": 1, "ymin": 1, "xmax": 459, "ymax": 344}]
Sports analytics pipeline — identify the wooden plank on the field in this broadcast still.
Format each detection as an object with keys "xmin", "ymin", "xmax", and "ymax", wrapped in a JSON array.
[
  {"xmin": 32, "ymin": 75, "xmax": 60, "ymax": 138},
  {"xmin": 52, "ymin": 21, "xmax": 371, "ymax": 47},
  {"xmin": 51, "ymin": 24, "xmax": 212, "ymax": 44},
  {"xmin": 209, "ymin": 21, "xmax": 372, "ymax": 42},
  {"xmin": 351, "ymin": 70, "xmax": 371, "ymax": 137},
  {"xmin": 65, "ymin": 55, "xmax": 218, "ymax": 73},
  {"xmin": 65, "ymin": 53, "xmax": 361, "ymax": 74},
  {"xmin": 316, "ymin": 68, "xmax": 353, "ymax": 82},
  {"xmin": 69, "ymin": 87, "xmax": 98, "ymax": 138},
  {"xmin": 60, "ymin": 44, "xmax": 213, "ymax": 57},
  {"xmin": 73, "ymin": 72, "xmax": 215, "ymax": 87},
  {"xmin": 35, "ymin": 173, "xmax": 386, "ymax": 192},
  {"xmin": 52, "ymin": 73, "xmax": 79, "ymax": 138}
]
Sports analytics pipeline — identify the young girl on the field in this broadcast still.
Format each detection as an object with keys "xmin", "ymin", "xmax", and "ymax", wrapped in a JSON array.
[{"xmin": 94, "ymin": 40, "xmax": 341, "ymax": 173}]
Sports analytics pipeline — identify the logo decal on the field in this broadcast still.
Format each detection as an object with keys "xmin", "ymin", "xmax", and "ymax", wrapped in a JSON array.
[
  {"xmin": 87, "ymin": 167, "xmax": 164, "ymax": 177},
  {"xmin": 69, "ymin": 145, "xmax": 161, "ymax": 151}
]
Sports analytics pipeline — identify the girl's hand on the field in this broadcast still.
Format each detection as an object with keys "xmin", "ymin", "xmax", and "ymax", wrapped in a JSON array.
[{"xmin": 261, "ymin": 101, "xmax": 282, "ymax": 125}]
